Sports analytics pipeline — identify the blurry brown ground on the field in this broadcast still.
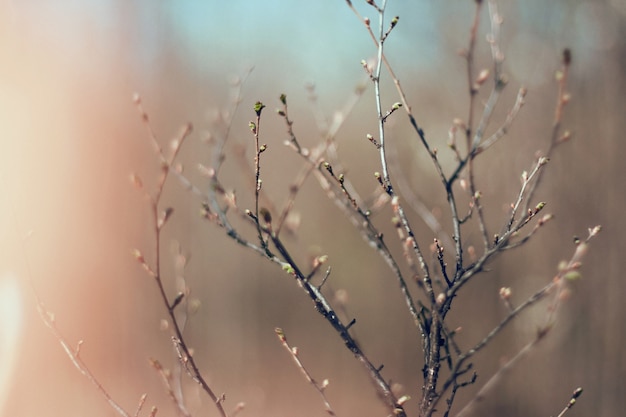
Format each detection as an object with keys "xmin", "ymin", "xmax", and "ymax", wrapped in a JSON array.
[{"xmin": 0, "ymin": 1, "xmax": 624, "ymax": 416}]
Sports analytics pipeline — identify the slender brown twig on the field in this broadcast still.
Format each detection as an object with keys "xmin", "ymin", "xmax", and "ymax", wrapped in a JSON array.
[
  {"xmin": 37, "ymin": 300, "xmax": 133, "ymax": 417},
  {"xmin": 133, "ymin": 96, "xmax": 228, "ymax": 417},
  {"xmin": 554, "ymin": 387, "xmax": 583, "ymax": 417},
  {"xmin": 274, "ymin": 328, "xmax": 336, "ymax": 416}
]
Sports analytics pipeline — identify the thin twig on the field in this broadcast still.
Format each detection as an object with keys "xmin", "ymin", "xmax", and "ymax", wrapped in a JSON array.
[
  {"xmin": 149, "ymin": 358, "xmax": 191, "ymax": 417},
  {"xmin": 133, "ymin": 98, "xmax": 228, "ymax": 417},
  {"xmin": 522, "ymin": 48, "xmax": 572, "ymax": 215},
  {"xmin": 37, "ymin": 301, "xmax": 132, "ymax": 417},
  {"xmin": 265, "ymin": 227, "xmax": 406, "ymax": 416},
  {"xmin": 464, "ymin": 0, "xmax": 491, "ymax": 249},
  {"xmin": 275, "ymin": 328, "xmax": 337, "ymax": 416},
  {"xmin": 250, "ymin": 101, "xmax": 270, "ymax": 252},
  {"xmin": 437, "ymin": 227, "xmax": 600, "ymax": 417},
  {"xmin": 554, "ymin": 387, "xmax": 583, "ymax": 417},
  {"xmin": 133, "ymin": 393, "xmax": 149, "ymax": 417}
]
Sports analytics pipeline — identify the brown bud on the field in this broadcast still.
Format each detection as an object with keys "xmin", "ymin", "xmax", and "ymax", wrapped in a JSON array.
[
  {"xmin": 259, "ymin": 207, "xmax": 272, "ymax": 225},
  {"xmin": 563, "ymin": 48, "xmax": 572, "ymax": 66}
]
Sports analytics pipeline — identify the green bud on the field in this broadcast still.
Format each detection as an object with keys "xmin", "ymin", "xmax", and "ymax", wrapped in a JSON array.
[
  {"xmin": 282, "ymin": 263, "xmax": 295, "ymax": 274},
  {"xmin": 254, "ymin": 101, "xmax": 265, "ymax": 116},
  {"xmin": 564, "ymin": 270, "xmax": 582, "ymax": 281}
]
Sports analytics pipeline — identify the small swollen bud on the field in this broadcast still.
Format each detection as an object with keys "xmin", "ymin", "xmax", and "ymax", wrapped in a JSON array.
[
  {"xmin": 569, "ymin": 261, "xmax": 583, "ymax": 270},
  {"xmin": 397, "ymin": 395, "xmax": 410, "ymax": 406},
  {"xmin": 279, "ymin": 94, "xmax": 287, "ymax": 105},
  {"xmin": 391, "ymin": 195, "xmax": 399, "ymax": 209},
  {"xmin": 171, "ymin": 292, "xmax": 185, "ymax": 310},
  {"xmin": 367, "ymin": 133, "xmax": 381, "ymax": 149},
  {"xmin": 521, "ymin": 171, "xmax": 528, "ymax": 182},
  {"xmin": 499, "ymin": 287, "xmax": 512, "ymax": 301},
  {"xmin": 259, "ymin": 207, "xmax": 272, "ymax": 225},
  {"xmin": 170, "ymin": 138, "xmax": 181, "ymax": 153},
  {"xmin": 467, "ymin": 245, "xmax": 477, "ymax": 262},
  {"xmin": 130, "ymin": 173, "xmax": 143, "ymax": 189},
  {"xmin": 555, "ymin": 70, "xmax": 564, "ymax": 81},
  {"xmin": 475, "ymin": 69, "xmax": 490, "ymax": 86},
  {"xmin": 253, "ymin": 101, "xmax": 265, "ymax": 116},
  {"xmin": 274, "ymin": 327, "xmax": 286, "ymax": 342},
  {"xmin": 561, "ymin": 93, "xmax": 572, "ymax": 105},
  {"xmin": 564, "ymin": 270, "xmax": 582, "ymax": 281},
  {"xmin": 374, "ymin": 172, "xmax": 384, "ymax": 187},
  {"xmin": 158, "ymin": 207, "xmax": 174, "ymax": 229},
  {"xmin": 189, "ymin": 298, "xmax": 201, "ymax": 314},
  {"xmin": 519, "ymin": 87, "xmax": 528, "ymax": 98},
  {"xmin": 588, "ymin": 225, "xmax": 602, "ymax": 238},
  {"xmin": 436, "ymin": 293, "xmax": 445, "ymax": 305},
  {"xmin": 562, "ymin": 48, "xmax": 572, "ymax": 66},
  {"xmin": 198, "ymin": 164, "xmax": 215, "ymax": 178},
  {"xmin": 132, "ymin": 249, "xmax": 145, "ymax": 264},
  {"xmin": 313, "ymin": 255, "xmax": 328, "ymax": 269},
  {"xmin": 323, "ymin": 161, "xmax": 333, "ymax": 175}
]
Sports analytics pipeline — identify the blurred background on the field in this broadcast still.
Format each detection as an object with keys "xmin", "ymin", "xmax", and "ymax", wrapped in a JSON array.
[{"xmin": 0, "ymin": 1, "xmax": 624, "ymax": 416}]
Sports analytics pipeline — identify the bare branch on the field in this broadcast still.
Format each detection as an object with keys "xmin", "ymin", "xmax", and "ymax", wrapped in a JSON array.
[{"xmin": 275, "ymin": 328, "xmax": 337, "ymax": 416}]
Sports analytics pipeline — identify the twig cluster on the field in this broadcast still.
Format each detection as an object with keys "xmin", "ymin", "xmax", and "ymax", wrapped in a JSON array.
[{"xmin": 39, "ymin": 1, "xmax": 600, "ymax": 417}]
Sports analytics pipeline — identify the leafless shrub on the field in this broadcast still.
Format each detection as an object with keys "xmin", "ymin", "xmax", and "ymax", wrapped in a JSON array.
[{"xmin": 40, "ymin": 1, "xmax": 600, "ymax": 417}]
